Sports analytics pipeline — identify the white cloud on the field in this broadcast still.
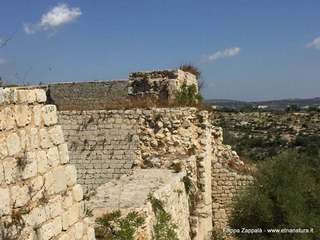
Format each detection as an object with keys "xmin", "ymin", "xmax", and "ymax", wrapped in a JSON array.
[
  {"xmin": 204, "ymin": 47, "xmax": 241, "ymax": 62},
  {"xmin": 306, "ymin": 36, "xmax": 320, "ymax": 50},
  {"xmin": 24, "ymin": 3, "xmax": 82, "ymax": 34}
]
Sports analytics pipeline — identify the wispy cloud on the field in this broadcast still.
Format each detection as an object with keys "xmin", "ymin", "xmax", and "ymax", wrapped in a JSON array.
[
  {"xmin": 24, "ymin": 3, "xmax": 82, "ymax": 34},
  {"xmin": 306, "ymin": 36, "xmax": 320, "ymax": 50},
  {"xmin": 203, "ymin": 47, "xmax": 241, "ymax": 62}
]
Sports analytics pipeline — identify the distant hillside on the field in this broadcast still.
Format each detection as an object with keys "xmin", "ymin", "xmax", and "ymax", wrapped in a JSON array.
[{"xmin": 205, "ymin": 97, "xmax": 320, "ymax": 110}]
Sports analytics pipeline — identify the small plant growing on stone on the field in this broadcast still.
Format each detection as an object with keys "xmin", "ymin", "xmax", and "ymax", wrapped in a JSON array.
[
  {"xmin": 148, "ymin": 195, "xmax": 178, "ymax": 240},
  {"xmin": 171, "ymin": 161, "xmax": 183, "ymax": 173},
  {"xmin": 16, "ymin": 153, "xmax": 28, "ymax": 171},
  {"xmin": 95, "ymin": 210, "xmax": 145, "ymax": 240}
]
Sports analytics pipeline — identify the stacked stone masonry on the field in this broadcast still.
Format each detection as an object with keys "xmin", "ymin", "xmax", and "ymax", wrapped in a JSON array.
[
  {"xmin": 0, "ymin": 87, "xmax": 95, "ymax": 240},
  {"xmin": 47, "ymin": 69, "xmax": 198, "ymax": 110}
]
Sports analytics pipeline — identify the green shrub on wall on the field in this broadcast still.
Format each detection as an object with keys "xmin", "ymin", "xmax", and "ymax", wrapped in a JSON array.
[
  {"xmin": 229, "ymin": 150, "xmax": 320, "ymax": 240},
  {"xmin": 148, "ymin": 195, "xmax": 179, "ymax": 240},
  {"xmin": 95, "ymin": 210, "xmax": 145, "ymax": 240},
  {"xmin": 175, "ymin": 83, "xmax": 202, "ymax": 105}
]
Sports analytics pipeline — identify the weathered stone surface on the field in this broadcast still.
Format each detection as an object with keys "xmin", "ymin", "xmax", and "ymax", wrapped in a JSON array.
[
  {"xmin": 22, "ymin": 151, "xmax": 38, "ymax": 179},
  {"xmin": 72, "ymin": 184, "xmax": 83, "ymax": 202},
  {"xmin": 10, "ymin": 184, "xmax": 30, "ymax": 207},
  {"xmin": 62, "ymin": 203, "xmax": 80, "ymax": 230},
  {"xmin": 0, "ymin": 137, "xmax": 8, "ymax": 159},
  {"xmin": 58, "ymin": 143, "xmax": 69, "ymax": 164},
  {"xmin": 47, "ymin": 146, "xmax": 60, "ymax": 167},
  {"xmin": 37, "ymin": 150, "xmax": 48, "ymax": 174},
  {"xmin": 64, "ymin": 165, "xmax": 77, "ymax": 187},
  {"xmin": 37, "ymin": 216, "xmax": 62, "ymax": 240},
  {"xmin": 42, "ymin": 105, "xmax": 58, "ymax": 126},
  {"xmin": 48, "ymin": 125, "xmax": 64, "ymax": 145},
  {"xmin": 35, "ymin": 89, "xmax": 47, "ymax": 103},
  {"xmin": 3, "ymin": 157, "xmax": 19, "ymax": 184},
  {"xmin": 39, "ymin": 128, "xmax": 53, "ymax": 149},
  {"xmin": 14, "ymin": 105, "xmax": 31, "ymax": 127},
  {"xmin": 6, "ymin": 132, "xmax": 21, "ymax": 156},
  {"xmin": 0, "ymin": 88, "xmax": 95, "ymax": 240},
  {"xmin": 0, "ymin": 187, "xmax": 10, "ymax": 216},
  {"xmin": 44, "ymin": 167, "xmax": 67, "ymax": 194}
]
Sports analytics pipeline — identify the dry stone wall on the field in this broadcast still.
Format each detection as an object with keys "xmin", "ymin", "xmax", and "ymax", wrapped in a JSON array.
[
  {"xmin": 211, "ymin": 127, "xmax": 254, "ymax": 231},
  {"xmin": 0, "ymin": 87, "xmax": 95, "ymax": 240}
]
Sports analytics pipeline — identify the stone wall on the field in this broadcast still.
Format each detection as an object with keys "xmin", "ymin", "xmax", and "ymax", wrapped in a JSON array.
[
  {"xmin": 87, "ymin": 169, "xmax": 191, "ymax": 240},
  {"xmin": 128, "ymin": 69, "xmax": 198, "ymax": 101},
  {"xmin": 47, "ymin": 80, "xmax": 128, "ymax": 110},
  {"xmin": 211, "ymin": 126, "xmax": 254, "ymax": 231},
  {"xmin": 59, "ymin": 107, "xmax": 214, "ymax": 239},
  {"xmin": 58, "ymin": 110, "xmax": 139, "ymax": 193},
  {"xmin": 47, "ymin": 69, "xmax": 198, "ymax": 110},
  {"xmin": 0, "ymin": 87, "xmax": 95, "ymax": 240}
]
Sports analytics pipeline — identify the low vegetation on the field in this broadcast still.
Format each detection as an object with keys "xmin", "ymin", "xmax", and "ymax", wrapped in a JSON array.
[
  {"xmin": 148, "ymin": 195, "xmax": 179, "ymax": 240},
  {"xmin": 230, "ymin": 150, "xmax": 320, "ymax": 239},
  {"xmin": 95, "ymin": 210, "xmax": 145, "ymax": 240}
]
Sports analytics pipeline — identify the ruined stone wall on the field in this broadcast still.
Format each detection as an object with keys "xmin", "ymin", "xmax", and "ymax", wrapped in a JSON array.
[
  {"xmin": 0, "ymin": 88, "xmax": 95, "ymax": 240},
  {"xmin": 47, "ymin": 81, "xmax": 128, "ymax": 110},
  {"xmin": 211, "ymin": 127, "xmax": 254, "ymax": 231},
  {"xmin": 87, "ymin": 169, "xmax": 191, "ymax": 240},
  {"xmin": 128, "ymin": 69, "xmax": 198, "ymax": 101},
  {"xmin": 58, "ymin": 110, "xmax": 139, "ymax": 193},
  {"xmin": 59, "ymin": 108, "xmax": 213, "ymax": 239}
]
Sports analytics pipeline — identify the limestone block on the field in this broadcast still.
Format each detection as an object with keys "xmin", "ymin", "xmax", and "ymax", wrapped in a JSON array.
[
  {"xmin": 65, "ymin": 165, "xmax": 77, "ymax": 187},
  {"xmin": 72, "ymin": 184, "xmax": 83, "ymax": 202},
  {"xmin": 0, "ymin": 109, "xmax": 5, "ymax": 130},
  {"xmin": 62, "ymin": 203, "xmax": 80, "ymax": 230},
  {"xmin": 3, "ymin": 107, "xmax": 16, "ymax": 130},
  {"xmin": 22, "ymin": 151, "xmax": 38, "ymax": 180},
  {"xmin": 58, "ymin": 143, "xmax": 69, "ymax": 164},
  {"xmin": 17, "ymin": 90, "xmax": 29, "ymax": 104},
  {"xmin": 37, "ymin": 150, "xmax": 48, "ymax": 174},
  {"xmin": 0, "ymin": 187, "xmax": 10, "ymax": 216},
  {"xmin": 45, "ymin": 196, "xmax": 63, "ymax": 218},
  {"xmin": 48, "ymin": 125, "xmax": 64, "ymax": 145},
  {"xmin": 33, "ymin": 105, "xmax": 42, "ymax": 126},
  {"xmin": 37, "ymin": 216, "xmax": 62, "ymax": 240},
  {"xmin": 23, "ymin": 205, "xmax": 47, "ymax": 227},
  {"xmin": 27, "ymin": 90, "xmax": 37, "ymax": 104},
  {"xmin": 14, "ymin": 105, "xmax": 31, "ymax": 127},
  {"xmin": 57, "ymin": 233, "xmax": 69, "ymax": 240},
  {"xmin": 29, "ymin": 175, "xmax": 44, "ymax": 201},
  {"xmin": 18, "ymin": 129, "xmax": 27, "ymax": 151},
  {"xmin": 44, "ymin": 167, "xmax": 67, "ymax": 194},
  {"xmin": 3, "ymin": 158, "xmax": 19, "ymax": 184},
  {"xmin": 27, "ymin": 128, "xmax": 39, "ymax": 150},
  {"xmin": 39, "ymin": 128, "xmax": 52, "ymax": 149},
  {"xmin": 47, "ymin": 146, "xmax": 60, "ymax": 167},
  {"xmin": 0, "ymin": 137, "xmax": 8, "ymax": 160},
  {"xmin": 87, "ymin": 227, "xmax": 95, "ymax": 240},
  {"xmin": 74, "ymin": 221, "xmax": 84, "ymax": 240},
  {"xmin": 62, "ymin": 191, "xmax": 73, "ymax": 210},
  {"xmin": 35, "ymin": 89, "xmax": 47, "ymax": 103},
  {"xmin": 10, "ymin": 184, "xmax": 30, "ymax": 207},
  {"xmin": 42, "ymin": 105, "xmax": 58, "ymax": 126},
  {"xmin": 0, "ymin": 163, "xmax": 4, "ymax": 184},
  {"xmin": 6, "ymin": 132, "xmax": 21, "ymax": 156},
  {"xmin": 3, "ymin": 88, "xmax": 18, "ymax": 104}
]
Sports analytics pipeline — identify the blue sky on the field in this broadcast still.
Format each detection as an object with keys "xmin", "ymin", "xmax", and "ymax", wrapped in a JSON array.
[{"xmin": 0, "ymin": 0, "xmax": 320, "ymax": 100}]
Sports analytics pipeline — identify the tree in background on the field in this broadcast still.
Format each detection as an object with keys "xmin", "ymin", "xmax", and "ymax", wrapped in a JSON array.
[{"xmin": 230, "ymin": 150, "xmax": 320, "ymax": 240}]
